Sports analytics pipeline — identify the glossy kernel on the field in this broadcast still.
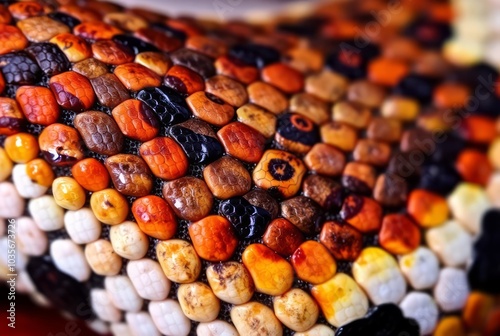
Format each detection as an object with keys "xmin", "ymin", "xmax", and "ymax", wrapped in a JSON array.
[
  {"xmin": 132, "ymin": 195, "xmax": 177, "ymax": 240},
  {"xmin": 105, "ymin": 154, "xmax": 153, "ymax": 197},
  {"xmin": 320, "ymin": 220, "xmax": 363, "ymax": 261},
  {"xmin": 91, "ymin": 40, "xmax": 134, "ymax": 65},
  {"xmin": 50, "ymin": 33, "xmax": 91, "ymax": 63},
  {"xmin": 74, "ymin": 21, "xmax": 123, "ymax": 40},
  {"xmin": 0, "ymin": 24, "xmax": 28, "ymax": 54},
  {"xmin": 261, "ymin": 63, "xmax": 304, "ymax": 94},
  {"xmin": 90, "ymin": 188, "xmax": 129, "ymax": 225},
  {"xmin": 231, "ymin": 302, "xmax": 283, "ymax": 336},
  {"xmin": 379, "ymin": 214, "xmax": 421, "ymax": 255},
  {"xmin": 178, "ymin": 282, "xmax": 220, "ymax": 323},
  {"xmin": 242, "ymin": 243, "xmax": 294, "ymax": 296},
  {"xmin": 217, "ymin": 122, "xmax": 266, "ymax": 163},
  {"xmin": 139, "ymin": 137, "xmax": 188, "ymax": 180},
  {"xmin": 320, "ymin": 121, "xmax": 358, "ymax": 152},
  {"xmin": 340, "ymin": 195, "xmax": 382, "ymax": 233},
  {"xmin": 263, "ymin": 218, "xmax": 304, "ymax": 257},
  {"xmin": 0, "ymin": 147, "xmax": 13, "ymax": 182},
  {"xmin": 273, "ymin": 289, "xmax": 319, "ymax": 332},
  {"xmin": 304, "ymin": 143, "xmax": 346, "ymax": 177},
  {"xmin": 4, "ymin": 132, "xmax": 39, "ymax": 163},
  {"xmin": 247, "ymin": 81, "xmax": 288, "ymax": 114},
  {"xmin": 156, "ymin": 239, "xmax": 201, "ymax": 284},
  {"xmin": 135, "ymin": 51, "xmax": 171, "ymax": 76},
  {"xmin": 206, "ymin": 262, "xmax": 254, "ymax": 305},
  {"xmin": 49, "ymin": 71, "xmax": 95, "ymax": 111},
  {"xmin": 164, "ymin": 65, "xmax": 204, "ymax": 95},
  {"xmin": 236, "ymin": 103, "xmax": 277, "ymax": 139},
  {"xmin": 291, "ymin": 240, "xmax": 337, "ymax": 285},
  {"xmin": 455, "ymin": 149, "xmax": 492, "ymax": 186},
  {"xmin": 215, "ymin": 55, "xmax": 259, "ymax": 85},
  {"xmin": 52, "ymin": 177, "xmax": 86, "ymax": 211},
  {"xmin": 24, "ymin": 158, "xmax": 54, "ymax": 189},
  {"xmin": 205, "ymin": 75, "xmax": 247, "ymax": 107},
  {"xmin": 0, "ymin": 97, "xmax": 24, "ymax": 135},
  {"xmin": 203, "ymin": 156, "xmax": 251, "ymax": 199},
  {"xmin": 189, "ymin": 215, "xmax": 238, "ymax": 262},
  {"xmin": 38, "ymin": 123, "xmax": 84, "ymax": 166},
  {"xmin": 71, "ymin": 158, "xmax": 109, "ymax": 192},
  {"xmin": 407, "ymin": 189, "xmax": 449, "ymax": 228},
  {"xmin": 112, "ymin": 99, "xmax": 159, "ymax": 142},
  {"xmin": 114, "ymin": 62, "xmax": 161, "ymax": 91},
  {"xmin": 342, "ymin": 162, "xmax": 377, "ymax": 194},
  {"xmin": 186, "ymin": 91, "xmax": 235, "ymax": 127},
  {"xmin": 17, "ymin": 16, "xmax": 69, "ymax": 42},
  {"xmin": 253, "ymin": 149, "xmax": 306, "ymax": 199},
  {"xmin": 16, "ymin": 86, "xmax": 59, "ymax": 126}
]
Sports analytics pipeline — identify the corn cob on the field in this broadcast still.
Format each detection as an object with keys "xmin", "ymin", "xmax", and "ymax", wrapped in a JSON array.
[{"xmin": 0, "ymin": 0, "xmax": 500, "ymax": 335}]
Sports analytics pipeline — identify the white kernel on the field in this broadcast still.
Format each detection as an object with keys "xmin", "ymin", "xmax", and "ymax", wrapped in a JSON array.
[
  {"xmin": 426, "ymin": 220, "xmax": 472, "ymax": 267},
  {"xmin": 126, "ymin": 311, "xmax": 160, "ymax": 336},
  {"xmin": 352, "ymin": 247, "xmax": 406, "ymax": 305},
  {"xmin": 17, "ymin": 216, "xmax": 48, "ymax": 256},
  {"xmin": 0, "ymin": 182, "xmax": 25, "ymax": 218},
  {"xmin": 91, "ymin": 289, "xmax": 122, "ymax": 323},
  {"xmin": 400, "ymin": 292, "xmax": 438, "ymax": 335},
  {"xmin": 110, "ymin": 323, "xmax": 133, "ymax": 336},
  {"xmin": 105, "ymin": 275, "xmax": 143, "ymax": 313},
  {"xmin": 434, "ymin": 267, "xmax": 469, "ymax": 312},
  {"xmin": 196, "ymin": 320, "xmax": 239, "ymax": 336},
  {"xmin": 85, "ymin": 239, "xmax": 122, "ymax": 276},
  {"xmin": 149, "ymin": 299, "xmax": 191, "ymax": 336},
  {"xmin": 28, "ymin": 195, "xmax": 64, "ymax": 231},
  {"xmin": 126, "ymin": 258, "xmax": 170, "ymax": 301},
  {"xmin": 64, "ymin": 208, "xmax": 101, "ymax": 244},
  {"xmin": 231, "ymin": 302, "xmax": 283, "ymax": 336},
  {"xmin": 12, "ymin": 164, "xmax": 48, "ymax": 198},
  {"xmin": 448, "ymin": 183, "xmax": 490, "ymax": 234},
  {"xmin": 50, "ymin": 239, "xmax": 91, "ymax": 281},
  {"xmin": 86, "ymin": 319, "xmax": 110, "ymax": 335},
  {"xmin": 110, "ymin": 221, "xmax": 148, "ymax": 260},
  {"xmin": 399, "ymin": 247, "xmax": 439, "ymax": 290}
]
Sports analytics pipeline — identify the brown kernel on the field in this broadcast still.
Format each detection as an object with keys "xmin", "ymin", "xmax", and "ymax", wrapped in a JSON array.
[
  {"xmin": 342, "ymin": 162, "xmax": 377, "ymax": 194},
  {"xmin": 263, "ymin": 218, "xmax": 304, "ymax": 257},
  {"xmin": 72, "ymin": 58, "xmax": 108, "ymax": 79},
  {"xmin": 353, "ymin": 139, "xmax": 392, "ymax": 166},
  {"xmin": 247, "ymin": 81, "xmax": 288, "ymax": 115},
  {"xmin": 74, "ymin": 111, "xmax": 124, "ymax": 156},
  {"xmin": 90, "ymin": 73, "xmax": 130, "ymax": 109},
  {"xmin": 303, "ymin": 175, "xmax": 344, "ymax": 210},
  {"xmin": 289, "ymin": 93, "xmax": 329, "ymax": 125},
  {"xmin": 340, "ymin": 194, "xmax": 382, "ymax": 233},
  {"xmin": 281, "ymin": 196, "xmax": 323, "ymax": 234},
  {"xmin": 105, "ymin": 154, "xmax": 153, "ymax": 197},
  {"xmin": 367, "ymin": 117, "xmax": 402, "ymax": 143},
  {"xmin": 203, "ymin": 156, "xmax": 251, "ymax": 199},
  {"xmin": 373, "ymin": 173, "xmax": 408, "ymax": 207},
  {"xmin": 305, "ymin": 70, "xmax": 348, "ymax": 102},
  {"xmin": 347, "ymin": 80, "xmax": 386, "ymax": 108},
  {"xmin": 304, "ymin": 143, "xmax": 346, "ymax": 176},
  {"xmin": 163, "ymin": 176, "xmax": 213, "ymax": 222},
  {"xmin": 320, "ymin": 220, "xmax": 363, "ymax": 261},
  {"xmin": 243, "ymin": 189, "xmax": 280, "ymax": 220}
]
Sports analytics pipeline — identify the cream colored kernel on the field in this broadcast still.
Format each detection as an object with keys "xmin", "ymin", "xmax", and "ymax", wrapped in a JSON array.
[
  {"xmin": 206, "ymin": 261, "xmax": 254, "ymax": 305},
  {"xmin": 110, "ymin": 221, "xmax": 149, "ymax": 260},
  {"xmin": 156, "ymin": 239, "xmax": 201, "ymax": 284},
  {"xmin": 178, "ymin": 282, "xmax": 220, "ymax": 322},
  {"xmin": 85, "ymin": 239, "xmax": 122, "ymax": 276},
  {"xmin": 273, "ymin": 288, "xmax": 319, "ymax": 332},
  {"xmin": 230, "ymin": 301, "xmax": 283, "ymax": 336}
]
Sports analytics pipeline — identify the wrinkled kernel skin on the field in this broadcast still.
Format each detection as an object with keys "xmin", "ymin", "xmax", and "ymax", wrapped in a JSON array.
[
  {"xmin": 38, "ymin": 123, "xmax": 84, "ymax": 166},
  {"xmin": 132, "ymin": 195, "xmax": 177, "ymax": 240},
  {"xmin": 112, "ymin": 99, "xmax": 159, "ymax": 142},
  {"xmin": 74, "ymin": 111, "xmax": 124, "ymax": 156},
  {"xmin": 189, "ymin": 215, "xmax": 238, "ymax": 261},
  {"xmin": 263, "ymin": 218, "xmax": 304, "ymax": 257},
  {"xmin": 217, "ymin": 122, "xmax": 266, "ymax": 163},
  {"xmin": 49, "ymin": 71, "xmax": 95, "ymax": 111},
  {"xmin": 320, "ymin": 220, "xmax": 363, "ymax": 261},
  {"xmin": 203, "ymin": 156, "xmax": 251, "ymax": 199},
  {"xmin": 156, "ymin": 239, "xmax": 201, "ymax": 284},
  {"xmin": 242, "ymin": 243, "xmax": 294, "ymax": 296},
  {"xmin": 71, "ymin": 158, "xmax": 109, "ymax": 192},
  {"xmin": 340, "ymin": 195, "xmax": 382, "ymax": 233},
  {"xmin": 16, "ymin": 86, "xmax": 60, "ymax": 126},
  {"xmin": 291, "ymin": 240, "xmax": 337, "ymax": 285}
]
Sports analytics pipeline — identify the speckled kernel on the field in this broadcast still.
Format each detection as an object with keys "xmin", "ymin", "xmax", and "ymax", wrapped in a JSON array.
[
  {"xmin": 156, "ymin": 239, "xmax": 201, "ymax": 284},
  {"xmin": 263, "ymin": 218, "xmax": 304, "ymax": 257},
  {"xmin": 242, "ymin": 243, "xmax": 294, "ymax": 296},
  {"xmin": 50, "ymin": 33, "xmax": 91, "ymax": 63},
  {"xmin": 162, "ymin": 176, "xmax": 213, "ymax": 222},
  {"xmin": 217, "ymin": 122, "xmax": 266, "ymax": 163},
  {"xmin": 139, "ymin": 137, "xmax": 188, "ymax": 180},
  {"xmin": 379, "ymin": 214, "xmax": 421, "ymax": 255},
  {"xmin": 407, "ymin": 189, "xmax": 449, "ymax": 228},
  {"xmin": 132, "ymin": 195, "xmax": 177, "ymax": 240},
  {"xmin": 236, "ymin": 103, "xmax": 277, "ymax": 139},
  {"xmin": 319, "ymin": 220, "xmax": 363, "ymax": 261},
  {"xmin": 52, "ymin": 177, "xmax": 86, "ymax": 211},
  {"xmin": 0, "ymin": 148, "xmax": 13, "ymax": 182},
  {"xmin": 189, "ymin": 215, "xmax": 238, "ymax": 262},
  {"xmin": 49, "ymin": 71, "xmax": 95, "ymax": 111},
  {"xmin": 203, "ymin": 156, "xmax": 251, "ymax": 199},
  {"xmin": 72, "ymin": 58, "xmax": 108, "ymax": 79},
  {"xmin": 352, "ymin": 247, "xmax": 407, "ymax": 305},
  {"xmin": 4, "ymin": 132, "xmax": 39, "ymax": 163},
  {"xmin": 90, "ymin": 188, "xmax": 129, "ymax": 225},
  {"xmin": 71, "ymin": 158, "xmax": 110, "ymax": 192},
  {"xmin": 206, "ymin": 262, "xmax": 254, "ymax": 305},
  {"xmin": 110, "ymin": 221, "xmax": 149, "ymax": 260},
  {"xmin": 340, "ymin": 194, "xmax": 382, "ymax": 233},
  {"xmin": 399, "ymin": 247, "xmax": 439, "ymax": 290},
  {"xmin": 178, "ymin": 282, "xmax": 220, "ymax": 323},
  {"xmin": 0, "ymin": 97, "xmax": 24, "ymax": 135},
  {"xmin": 311, "ymin": 273, "xmax": 369, "ymax": 328},
  {"xmin": 292, "ymin": 240, "xmax": 337, "ymax": 285},
  {"xmin": 253, "ymin": 149, "xmax": 306, "ymax": 199},
  {"xmin": 105, "ymin": 154, "xmax": 153, "ymax": 197},
  {"xmin": 85, "ymin": 239, "xmax": 122, "ymax": 276},
  {"xmin": 294, "ymin": 324, "xmax": 335, "ymax": 336},
  {"xmin": 16, "ymin": 86, "xmax": 60, "ymax": 126},
  {"xmin": 231, "ymin": 302, "xmax": 283, "ymax": 336},
  {"xmin": 273, "ymin": 288, "xmax": 319, "ymax": 332}
]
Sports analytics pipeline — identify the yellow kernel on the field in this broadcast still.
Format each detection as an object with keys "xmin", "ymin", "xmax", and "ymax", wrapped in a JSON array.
[
  {"xmin": 4, "ymin": 132, "xmax": 39, "ymax": 163},
  {"xmin": 0, "ymin": 147, "xmax": 13, "ymax": 181},
  {"xmin": 52, "ymin": 177, "xmax": 86, "ymax": 210},
  {"xmin": 90, "ymin": 188, "xmax": 129, "ymax": 225},
  {"xmin": 26, "ymin": 158, "xmax": 54, "ymax": 187}
]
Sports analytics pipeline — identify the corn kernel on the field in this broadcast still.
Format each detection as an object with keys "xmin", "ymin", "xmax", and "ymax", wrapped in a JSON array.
[
  {"xmin": 0, "ymin": 147, "xmax": 13, "ymax": 182},
  {"xmin": 52, "ymin": 177, "xmax": 86, "ymax": 211},
  {"xmin": 90, "ymin": 188, "xmax": 129, "ymax": 225},
  {"xmin": 4, "ymin": 132, "xmax": 39, "ymax": 163}
]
